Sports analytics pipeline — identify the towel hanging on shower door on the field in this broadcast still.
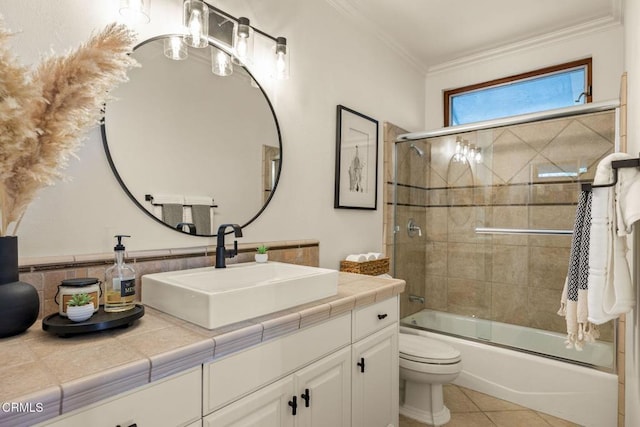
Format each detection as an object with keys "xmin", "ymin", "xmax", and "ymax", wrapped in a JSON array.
[
  {"xmin": 587, "ymin": 152, "xmax": 636, "ymax": 324},
  {"xmin": 558, "ymin": 190, "xmax": 598, "ymax": 351}
]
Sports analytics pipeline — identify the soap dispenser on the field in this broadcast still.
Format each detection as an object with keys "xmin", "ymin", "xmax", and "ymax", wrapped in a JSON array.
[{"xmin": 104, "ymin": 235, "xmax": 136, "ymax": 312}]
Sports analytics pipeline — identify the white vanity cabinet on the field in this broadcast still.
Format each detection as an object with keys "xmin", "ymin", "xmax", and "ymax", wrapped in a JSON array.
[
  {"xmin": 203, "ymin": 347, "xmax": 351, "ymax": 427},
  {"xmin": 352, "ymin": 325, "xmax": 398, "ymax": 427},
  {"xmin": 203, "ymin": 376, "xmax": 296, "ymax": 427},
  {"xmin": 351, "ymin": 297, "xmax": 399, "ymax": 427},
  {"xmin": 295, "ymin": 347, "xmax": 351, "ymax": 427},
  {"xmin": 35, "ymin": 294, "xmax": 400, "ymax": 427},
  {"xmin": 40, "ymin": 366, "xmax": 202, "ymax": 427},
  {"xmin": 203, "ymin": 296, "xmax": 399, "ymax": 427},
  {"xmin": 203, "ymin": 314, "xmax": 352, "ymax": 426}
]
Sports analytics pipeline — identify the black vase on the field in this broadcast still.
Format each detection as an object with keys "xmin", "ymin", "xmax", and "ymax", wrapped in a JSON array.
[{"xmin": 0, "ymin": 236, "xmax": 40, "ymax": 338}]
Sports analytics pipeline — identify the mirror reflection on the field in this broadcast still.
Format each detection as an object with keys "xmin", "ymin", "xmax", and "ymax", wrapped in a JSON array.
[{"xmin": 102, "ymin": 36, "xmax": 282, "ymax": 236}]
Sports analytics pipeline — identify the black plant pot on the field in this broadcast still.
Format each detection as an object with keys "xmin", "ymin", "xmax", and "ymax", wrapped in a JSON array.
[{"xmin": 0, "ymin": 236, "xmax": 40, "ymax": 338}]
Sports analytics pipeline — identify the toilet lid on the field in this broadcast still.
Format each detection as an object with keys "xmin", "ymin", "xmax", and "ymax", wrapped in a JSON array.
[{"xmin": 400, "ymin": 334, "xmax": 461, "ymax": 364}]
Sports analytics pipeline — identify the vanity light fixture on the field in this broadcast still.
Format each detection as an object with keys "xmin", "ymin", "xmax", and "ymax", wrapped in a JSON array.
[
  {"xmin": 164, "ymin": 36, "xmax": 188, "ymax": 60},
  {"xmin": 274, "ymin": 37, "xmax": 290, "ymax": 80},
  {"xmin": 211, "ymin": 46, "xmax": 233, "ymax": 76},
  {"xmin": 119, "ymin": 0, "xmax": 151, "ymax": 24},
  {"xmin": 453, "ymin": 137, "xmax": 482, "ymax": 164},
  {"xmin": 454, "ymin": 136, "xmax": 464, "ymax": 163},
  {"xmin": 473, "ymin": 146, "xmax": 483, "ymax": 163},
  {"xmin": 174, "ymin": 0, "xmax": 289, "ymax": 83},
  {"xmin": 183, "ymin": 0, "xmax": 209, "ymax": 48},
  {"xmin": 233, "ymin": 17, "xmax": 254, "ymax": 65}
]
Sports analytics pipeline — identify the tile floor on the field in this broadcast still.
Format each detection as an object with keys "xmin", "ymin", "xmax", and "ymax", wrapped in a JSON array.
[{"xmin": 399, "ymin": 384, "xmax": 582, "ymax": 427}]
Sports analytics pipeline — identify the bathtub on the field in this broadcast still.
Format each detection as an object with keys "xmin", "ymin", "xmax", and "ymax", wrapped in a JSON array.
[{"xmin": 401, "ymin": 310, "xmax": 618, "ymax": 427}]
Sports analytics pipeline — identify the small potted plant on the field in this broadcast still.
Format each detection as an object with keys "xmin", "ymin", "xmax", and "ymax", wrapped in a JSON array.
[
  {"xmin": 255, "ymin": 245, "xmax": 269, "ymax": 263},
  {"xmin": 66, "ymin": 293, "xmax": 95, "ymax": 322}
]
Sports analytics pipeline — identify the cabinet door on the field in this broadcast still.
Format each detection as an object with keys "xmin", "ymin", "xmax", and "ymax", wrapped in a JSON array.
[
  {"xmin": 294, "ymin": 346, "xmax": 351, "ymax": 427},
  {"xmin": 203, "ymin": 376, "xmax": 295, "ymax": 427},
  {"xmin": 352, "ymin": 324, "xmax": 399, "ymax": 427}
]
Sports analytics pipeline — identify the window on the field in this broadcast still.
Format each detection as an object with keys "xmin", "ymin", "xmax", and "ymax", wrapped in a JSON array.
[{"xmin": 444, "ymin": 58, "xmax": 592, "ymax": 126}]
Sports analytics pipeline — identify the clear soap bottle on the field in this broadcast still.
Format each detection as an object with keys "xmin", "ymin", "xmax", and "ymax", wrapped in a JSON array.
[{"xmin": 104, "ymin": 235, "xmax": 136, "ymax": 312}]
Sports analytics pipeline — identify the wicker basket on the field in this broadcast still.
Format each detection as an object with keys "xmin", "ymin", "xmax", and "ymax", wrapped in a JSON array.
[{"xmin": 339, "ymin": 257, "xmax": 389, "ymax": 276}]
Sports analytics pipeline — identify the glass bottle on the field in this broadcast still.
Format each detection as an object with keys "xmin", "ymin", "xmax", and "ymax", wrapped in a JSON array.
[{"xmin": 104, "ymin": 235, "xmax": 136, "ymax": 312}]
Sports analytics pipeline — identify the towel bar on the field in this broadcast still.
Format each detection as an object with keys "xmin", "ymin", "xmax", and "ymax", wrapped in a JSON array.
[
  {"xmin": 475, "ymin": 227, "xmax": 573, "ymax": 236},
  {"xmin": 144, "ymin": 194, "xmax": 218, "ymax": 208},
  {"xmin": 581, "ymin": 157, "xmax": 640, "ymax": 192}
]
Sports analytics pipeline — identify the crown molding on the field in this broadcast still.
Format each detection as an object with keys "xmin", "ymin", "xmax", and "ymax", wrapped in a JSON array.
[
  {"xmin": 325, "ymin": 0, "xmax": 622, "ymax": 79},
  {"xmin": 426, "ymin": 15, "xmax": 623, "ymax": 76}
]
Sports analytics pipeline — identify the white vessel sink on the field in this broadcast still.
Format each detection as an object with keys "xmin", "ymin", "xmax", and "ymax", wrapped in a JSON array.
[{"xmin": 141, "ymin": 262, "xmax": 338, "ymax": 329}]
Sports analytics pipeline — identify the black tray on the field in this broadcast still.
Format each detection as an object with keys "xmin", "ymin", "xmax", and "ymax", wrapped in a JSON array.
[{"xmin": 42, "ymin": 304, "xmax": 144, "ymax": 337}]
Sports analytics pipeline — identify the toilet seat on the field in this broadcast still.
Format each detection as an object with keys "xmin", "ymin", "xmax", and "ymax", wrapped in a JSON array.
[{"xmin": 400, "ymin": 334, "xmax": 461, "ymax": 364}]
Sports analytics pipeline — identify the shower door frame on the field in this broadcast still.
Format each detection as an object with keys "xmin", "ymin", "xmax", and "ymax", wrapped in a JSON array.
[{"xmin": 391, "ymin": 99, "xmax": 620, "ymax": 371}]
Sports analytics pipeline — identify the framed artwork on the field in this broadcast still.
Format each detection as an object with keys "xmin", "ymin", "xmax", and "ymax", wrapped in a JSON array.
[{"xmin": 334, "ymin": 105, "xmax": 379, "ymax": 210}]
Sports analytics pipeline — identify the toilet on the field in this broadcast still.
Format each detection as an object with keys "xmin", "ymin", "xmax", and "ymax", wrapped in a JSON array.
[{"xmin": 399, "ymin": 333, "xmax": 463, "ymax": 426}]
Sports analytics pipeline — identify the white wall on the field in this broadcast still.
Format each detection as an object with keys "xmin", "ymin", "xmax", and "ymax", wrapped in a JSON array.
[
  {"xmin": 424, "ymin": 24, "xmax": 624, "ymax": 129},
  {"xmin": 0, "ymin": 0, "xmax": 425, "ymax": 268},
  {"xmin": 624, "ymin": 0, "xmax": 640, "ymax": 425}
]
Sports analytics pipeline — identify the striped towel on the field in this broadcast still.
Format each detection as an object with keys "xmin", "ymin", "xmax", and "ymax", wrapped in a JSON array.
[{"xmin": 558, "ymin": 190, "xmax": 598, "ymax": 350}]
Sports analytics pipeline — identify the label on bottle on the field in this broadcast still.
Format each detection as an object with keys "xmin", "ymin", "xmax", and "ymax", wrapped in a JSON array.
[{"xmin": 120, "ymin": 278, "xmax": 136, "ymax": 298}]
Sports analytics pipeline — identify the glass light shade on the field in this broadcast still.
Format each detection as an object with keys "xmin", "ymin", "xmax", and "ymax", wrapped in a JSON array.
[
  {"xmin": 164, "ymin": 36, "xmax": 188, "ymax": 60},
  {"xmin": 232, "ymin": 17, "xmax": 254, "ymax": 65},
  {"xmin": 183, "ymin": 0, "xmax": 209, "ymax": 48},
  {"xmin": 475, "ymin": 148, "xmax": 483, "ymax": 163},
  {"xmin": 211, "ymin": 47, "xmax": 233, "ymax": 77},
  {"xmin": 119, "ymin": 0, "xmax": 151, "ymax": 24},
  {"xmin": 273, "ymin": 37, "xmax": 290, "ymax": 80}
]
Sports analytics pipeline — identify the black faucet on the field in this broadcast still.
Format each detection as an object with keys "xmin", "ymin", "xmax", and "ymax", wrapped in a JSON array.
[
  {"xmin": 176, "ymin": 222, "xmax": 197, "ymax": 235},
  {"xmin": 215, "ymin": 224, "xmax": 243, "ymax": 268}
]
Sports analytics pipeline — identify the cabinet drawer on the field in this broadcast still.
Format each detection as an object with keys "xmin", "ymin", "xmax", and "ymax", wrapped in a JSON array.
[
  {"xmin": 352, "ymin": 297, "xmax": 398, "ymax": 341},
  {"xmin": 41, "ymin": 367, "xmax": 202, "ymax": 427}
]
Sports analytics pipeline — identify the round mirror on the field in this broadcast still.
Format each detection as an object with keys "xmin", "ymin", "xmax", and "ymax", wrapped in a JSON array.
[{"xmin": 102, "ymin": 36, "xmax": 282, "ymax": 236}]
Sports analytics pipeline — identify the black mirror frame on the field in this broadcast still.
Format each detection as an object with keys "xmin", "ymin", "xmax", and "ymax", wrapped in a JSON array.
[{"xmin": 101, "ymin": 35, "xmax": 283, "ymax": 237}]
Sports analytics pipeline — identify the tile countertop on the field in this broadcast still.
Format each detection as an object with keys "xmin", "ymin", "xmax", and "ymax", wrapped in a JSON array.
[{"xmin": 0, "ymin": 272, "xmax": 405, "ymax": 426}]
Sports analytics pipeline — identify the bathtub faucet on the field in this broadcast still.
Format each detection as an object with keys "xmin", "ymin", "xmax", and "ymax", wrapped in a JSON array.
[
  {"xmin": 408, "ymin": 294, "xmax": 425, "ymax": 304},
  {"xmin": 215, "ymin": 224, "xmax": 243, "ymax": 268},
  {"xmin": 407, "ymin": 219, "xmax": 423, "ymax": 237}
]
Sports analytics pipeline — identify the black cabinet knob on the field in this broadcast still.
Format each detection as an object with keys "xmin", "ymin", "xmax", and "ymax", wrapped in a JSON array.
[
  {"xmin": 301, "ymin": 388, "xmax": 310, "ymax": 407},
  {"xmin": 289, "ymin": 396, "xmax": 298, "ymax": 415}
]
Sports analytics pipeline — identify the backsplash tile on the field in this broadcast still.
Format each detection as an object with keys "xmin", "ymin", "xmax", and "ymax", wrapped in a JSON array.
[{"xmin": 20, "ymin": 240, "xmax": 319, "ymax": 319}]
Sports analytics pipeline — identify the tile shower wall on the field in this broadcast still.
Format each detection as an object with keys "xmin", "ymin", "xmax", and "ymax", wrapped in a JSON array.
[
  {"xmin": 392, "ymin": 111, "xmax": 615, "ymax": 340},
  {"xmin": 19, "ymin": 241, "xmax": 320, "ymax": 319}
]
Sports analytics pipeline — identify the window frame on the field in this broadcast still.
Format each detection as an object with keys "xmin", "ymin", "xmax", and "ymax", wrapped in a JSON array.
[{"xmin": 443, "ymin": 58, "xmax": 592, "ymax": 127}]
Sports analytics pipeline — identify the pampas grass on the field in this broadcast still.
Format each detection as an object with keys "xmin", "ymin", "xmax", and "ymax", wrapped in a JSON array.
[{"xmin": 0, "ymin": 21, "xmax": 137, "ymax": 236}]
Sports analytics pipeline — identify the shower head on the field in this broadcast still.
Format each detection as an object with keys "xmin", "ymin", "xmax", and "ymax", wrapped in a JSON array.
[{"xmin": 410, "ymin": 143, "xmax": 424, "ymax": 157}]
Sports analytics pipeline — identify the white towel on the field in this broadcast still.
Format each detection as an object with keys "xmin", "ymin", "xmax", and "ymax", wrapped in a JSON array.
[
  {"xmin": 367, "ymin": 252, "xmax": 383, "ymax": 260},
  {"xmin": 587, "ymin": 153, "xmax": 635, "ymax": 324},
  {"xmin": 346, "ymin": 254, "xmax": 367, "ymax": 262},
  {"xmin": 616, "ymin": 164, "xmax": 640, "ymax": 236}
]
